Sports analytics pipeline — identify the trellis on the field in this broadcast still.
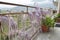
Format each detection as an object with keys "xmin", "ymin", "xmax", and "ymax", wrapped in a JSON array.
[{"xmin": 0, "ymin": 1, "xmax": 42, "ymax": 40}]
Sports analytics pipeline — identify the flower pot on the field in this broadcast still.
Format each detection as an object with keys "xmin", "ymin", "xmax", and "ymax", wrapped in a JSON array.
[
  {"xmin": 56, "ymin": 18, "xmax": 60, "ymax": 23},
  {"xmin": 42, "ymin": 25, "xmax": 49, "ymax": 32}
]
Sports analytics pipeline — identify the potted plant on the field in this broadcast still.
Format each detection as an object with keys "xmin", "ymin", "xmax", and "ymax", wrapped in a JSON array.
[
  {"xmin": 42, "ymin": 17, "xmax": 55, "ymax": 32},
  {"xmin": 42, "ymin": 19, "xmax": 48, "ymax": 32},
  {"xmin": 54, "ymin": 13, "xmax": 60, "ymax": 22}
]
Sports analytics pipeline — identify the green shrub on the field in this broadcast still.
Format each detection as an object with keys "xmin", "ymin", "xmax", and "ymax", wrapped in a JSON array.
[
  {"xmin": 42, "ymin": 17, "xmax": 55, "ymax": 27},
  {"xmin": 57, "ymin": 13, "xmax": 60, "ymax": 18}
]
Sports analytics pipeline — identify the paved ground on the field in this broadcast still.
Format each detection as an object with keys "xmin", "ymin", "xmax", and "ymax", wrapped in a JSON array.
[{"xmin": 34, "ymin": 27, "xmax": 60, "ymax": 40}]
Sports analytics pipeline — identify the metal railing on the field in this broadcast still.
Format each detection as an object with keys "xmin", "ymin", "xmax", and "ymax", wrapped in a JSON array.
[{"xmin": 0, "ymin": 1, "xmax": 40, "ymax": 40}]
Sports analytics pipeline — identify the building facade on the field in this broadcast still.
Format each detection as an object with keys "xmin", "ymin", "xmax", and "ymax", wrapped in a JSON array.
[{"xmin": 53, "ymin": 0, "xmax": 60, "ymax": 13}]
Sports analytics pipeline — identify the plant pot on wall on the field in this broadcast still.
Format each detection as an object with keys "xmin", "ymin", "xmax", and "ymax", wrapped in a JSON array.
[
  {"xmin": 56, "ymin": 18, "xmax": 60, "ymax": 23},
  {"xmin": 55, "ymin": 14, "xmax": 60, "ymax": 23}
]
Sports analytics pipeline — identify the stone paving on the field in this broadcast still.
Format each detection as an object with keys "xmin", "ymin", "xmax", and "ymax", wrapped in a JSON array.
[{"xmin": 34, "ymin": 27, "xmax": 60, "ymax": 40}]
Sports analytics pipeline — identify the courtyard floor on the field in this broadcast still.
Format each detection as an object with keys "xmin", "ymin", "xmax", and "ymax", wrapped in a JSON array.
[{"xmin": 34, "ymin": 27, "xmax": 60, "ymax": 40}]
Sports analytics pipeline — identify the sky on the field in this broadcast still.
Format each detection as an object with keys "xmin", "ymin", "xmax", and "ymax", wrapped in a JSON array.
[{"xmin": 0, "ymin": 0, "xmax": 56, "ymax": 9}]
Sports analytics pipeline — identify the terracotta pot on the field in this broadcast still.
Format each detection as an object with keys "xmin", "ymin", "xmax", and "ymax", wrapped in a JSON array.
[{"xmin": 42, "ymin": 25, "xmax": 49, "ymax": 32}]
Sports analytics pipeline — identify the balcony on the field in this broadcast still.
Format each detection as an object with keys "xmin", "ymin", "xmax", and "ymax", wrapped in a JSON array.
[{"xmin": 0, "ymin": 1, "xmax": 60, "ymax": 40}]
